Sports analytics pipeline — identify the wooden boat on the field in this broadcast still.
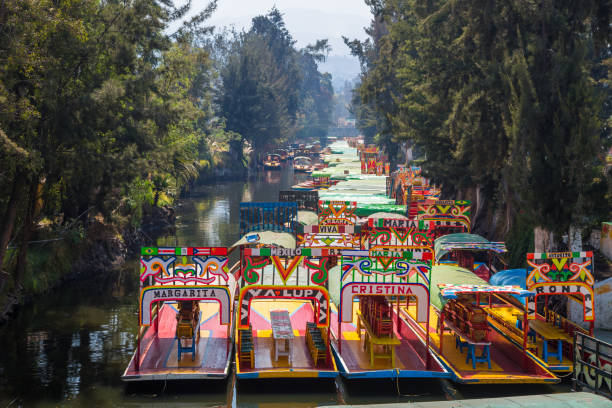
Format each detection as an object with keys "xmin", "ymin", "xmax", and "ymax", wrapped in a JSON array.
[
  {"xmin": 402, "ymin": 264, "xmax": 559, "ymax": 384},
  {"xmin": 233, "ymin": 201, "xmax": 338, "ymax": 379},
  {"xmin": 293, "ymin": 156, "xmax": 313, "ymax": 173},
  {"xmin": 234, "ymin": 247, "xmax": 339, "ymax": 379},
  {"xmin": 263, "ymin": 153, "xmax": 282, "ymax": 170},
  {"xmin": 323, "ymin": 217, "xmax": 448, "ymax": 379},
  {"xmin": 122, "ymin": 246, "xmax": 235, "ymax": 381},
  {"xmin": 330, "ymin": 247, "xmax": 449, "ymax": 379},
  {"xmin": 292, "ymin": 173, "xmax": 337, "ymax": 191},
  {"xmin": 485, "ymin": 252, "xmax": 596, "ymax": 374}
]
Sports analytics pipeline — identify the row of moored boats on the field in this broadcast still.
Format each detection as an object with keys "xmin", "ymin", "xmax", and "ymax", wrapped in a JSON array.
[{"xmin": 123, "ymin": 137, "xmax": 601, "ymax": 386}]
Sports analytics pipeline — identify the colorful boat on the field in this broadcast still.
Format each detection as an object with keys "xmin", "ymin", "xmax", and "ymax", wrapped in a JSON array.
[
  {"xmin": 292, "ymin": 173, "xmax": 336, "ymax": 191},
  {"xmin": 122, "ymin": 246, "xmax": 235, "ymax": 381},
  {"xmin": 263, "ymin": 153, "xmax": 282, "ymax": 170},
  {"xmin": 485, "ymin": 251, "xmax": 596, "ymax": 374},
  {"xmin": 293, "ymin": 156, "xmax": 313, "ymax": 173},
  {"xmin": 234, "ymin": 247, "xmax": 339, "ymax": 379},
  {"xmin": 402, "ymin": 264, "xmax": 559, "ymax": 384},
  {"xmin": 330, "ymin": 247, "xmax": 449, "ymax": 379}
]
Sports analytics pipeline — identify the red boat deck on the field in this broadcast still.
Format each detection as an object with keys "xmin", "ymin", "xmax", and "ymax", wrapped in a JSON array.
[
  {"xmin": 122, "ymin": 301, "xmax": 232, "ymax": 381},
  {"xmin": 235, "ymin": 300, "xmax": 338, "ymax": 379},
  {"xmin": 402, "ymin": 304, "xmax": 559, "ymax": 384},
  {"xmin": 329, "ymin": 303, "xmax": 448, "ymax": 378}
]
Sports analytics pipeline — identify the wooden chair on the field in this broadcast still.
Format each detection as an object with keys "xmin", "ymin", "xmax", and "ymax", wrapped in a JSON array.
[
  {"xmin": 176, "ymin": 301, "xmax": 200, "ymax": 361},
  {"xmin": 306, "ymin": 322, "xmax": 327, "ymax": 366},
  {"xmin": 238, "ymin": 327, "xmax": 254, "ymax": 369}
]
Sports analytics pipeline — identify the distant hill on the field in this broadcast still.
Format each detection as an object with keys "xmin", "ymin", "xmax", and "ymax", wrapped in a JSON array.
[{"xmin": 319, "ymin": 55, "xmax": 361, "ymax": 92}]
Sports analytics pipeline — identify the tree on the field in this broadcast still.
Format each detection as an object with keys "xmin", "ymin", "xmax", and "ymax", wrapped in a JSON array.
[{"xmin": 351, "ymin": 0, "xmax": 611, "ymax": 254}]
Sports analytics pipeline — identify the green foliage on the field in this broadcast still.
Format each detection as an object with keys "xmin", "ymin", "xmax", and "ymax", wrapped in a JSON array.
[
  {"xmin": 350, "ymin": 0, "xmax": 612, "ymax": 246},
  {"xmin": 0, "ymin": 0, "xmax": 221, "ymax": 297},
  {"xmin": 218, "ymin": 8, "xmax": 334, "ymax": 154}
]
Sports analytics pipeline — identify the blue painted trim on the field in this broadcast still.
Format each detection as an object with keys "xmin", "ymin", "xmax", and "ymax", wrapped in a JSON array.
[
  {"xmin": 235, "ymin": 371, "xmax": 338, "ymax": 379},
  {"xmin": 236, "ymin": 372, "xmax": 260, "ymax": 379},
  {"xmin": 317, "ymin": 371, "xmax": 340, "ymax": 378}
]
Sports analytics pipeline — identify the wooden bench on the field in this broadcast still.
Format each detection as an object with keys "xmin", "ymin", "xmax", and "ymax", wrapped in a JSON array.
[
  {"xmin": 519, "ymin": 317, "xmax": 572, "ymax": 363},
  {"xmin": 356, "ymin": 311, "xmax": 400, "ymax": 367}
]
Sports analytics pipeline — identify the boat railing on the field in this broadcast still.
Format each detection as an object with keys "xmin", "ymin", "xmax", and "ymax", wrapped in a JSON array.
[
  {"xmin": 545, "ymin": 309, "xmax": 589, "ymax": 337},
  {"xmin": 573, "ymin": 332, "xmax": 612, "ymax": 399},
  {"xmin": 239, "ymin": 202, "xmax": 298, "ymax": 236}
]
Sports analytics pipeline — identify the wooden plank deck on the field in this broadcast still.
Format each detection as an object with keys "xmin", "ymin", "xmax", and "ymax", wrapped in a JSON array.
[
  {"xmin": 235, "ymin": 299, "xmax": 338, "ymax": 379},
  {"xmin": 401, "ymin": 304, "xmax": 559, "ymax": 384},
  {"xmin": 329, "ymin": 302, "xmax": 448, "ymax": 379},
  {"xmin": 122, "ymin": 301, "xmax": 232, "ymax": 381},
  {"xmin": 484, "ymin": 306, "xmax": 574, "ymax": 371}
]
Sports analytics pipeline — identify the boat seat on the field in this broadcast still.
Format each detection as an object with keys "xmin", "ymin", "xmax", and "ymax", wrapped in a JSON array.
[
  {"xmin": 238, "ymin": 327, "xmax": 255, "ymax": 369},
  {"xmin": 305, "ymin": 323, "xmax": 327, "ymax": 366}
]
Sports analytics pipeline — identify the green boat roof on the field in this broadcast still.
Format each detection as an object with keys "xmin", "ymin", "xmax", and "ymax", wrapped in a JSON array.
[
  {"xmin": 297, "ymin": 210, "xmax": 318, "ymax": 226},
  {"xmin": 354, "ymin": 204, "xmax": 406, "ymax": 217}
]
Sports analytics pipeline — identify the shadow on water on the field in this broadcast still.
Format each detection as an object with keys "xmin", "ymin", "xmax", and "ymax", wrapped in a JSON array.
[{"xmin": 0, "ymin": 165, "xmax": 572, "ymax": 406}]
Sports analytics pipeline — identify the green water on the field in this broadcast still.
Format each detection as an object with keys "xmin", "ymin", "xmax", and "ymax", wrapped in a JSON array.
[{"xmin": 0, "ymin": 165, "xmax": 571, "ymax": 407}]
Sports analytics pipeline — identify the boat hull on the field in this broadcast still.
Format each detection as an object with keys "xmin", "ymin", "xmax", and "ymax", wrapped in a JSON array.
[
  {"xmin": 401, "ymin": 304, "xmax": 559, "ymax": 384},
  {"xmin": 263, "ymin": 164, "xmax": 282, "ymax": 170},
  {"xmin": 122, "ymin": 302, "xmax": 233, "ymax": 382},
  {"xmin": 234, "ymin": 299, "xmax": 339, "ymax": 380},
  {"xmin": 329, "ymin": 302, "xmax": 450, "ymax": 380}
]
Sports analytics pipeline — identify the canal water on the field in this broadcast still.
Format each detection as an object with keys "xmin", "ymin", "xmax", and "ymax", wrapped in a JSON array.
[{"xmin": 0, "ymin": 165, "xmax": 570, "ymax": 407}]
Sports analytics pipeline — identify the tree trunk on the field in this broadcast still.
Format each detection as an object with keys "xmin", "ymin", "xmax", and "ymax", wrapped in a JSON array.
[
  {"xmin": 534, "ymin": 226, "xmax": 555, "ymax": 253},
  {"xmin": 0, "ymin": 171, "xmax": 26, "ymax": 276},
  {"xmin": 14, "ymin": 178, "xmax": 38, "ymax": 287}
]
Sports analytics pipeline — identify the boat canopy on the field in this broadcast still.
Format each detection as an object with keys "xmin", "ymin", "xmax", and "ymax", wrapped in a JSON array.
[
  {"xmin": 366, "ymin": 212, "xmax": 408, "ymax": 220},
  {"xmin": 230, "ymin": 231, "xmax": 296, "ymax": 249},
  {"xmin": 352, "ymin": 204, "xmax": 406, "ymax": 217},
  {"xmin": 297, "ymin": 210, "xmax": 318, "ymax": 226},
  {"xmin": 430, "ymin": 265, "xmax": 532, "ymax": 310},
  {"xmin": 294, "ymin": 156, "xmax": 312, "ymax": 163},
  {"xmin": 434, "ymin": 233, "xmax": 507, "ymax": 262}
]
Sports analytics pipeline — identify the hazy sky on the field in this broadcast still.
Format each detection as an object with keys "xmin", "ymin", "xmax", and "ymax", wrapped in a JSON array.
[{"xmin": 190, "ymin": 0, "xmax": 373, "ymax": 56}]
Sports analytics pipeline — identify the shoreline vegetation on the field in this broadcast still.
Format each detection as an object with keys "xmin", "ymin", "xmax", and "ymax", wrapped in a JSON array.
[
  {"xmin": 1, "ymin": 0, "xmax": 611, "ymax": 321},
  {"xmin": 0, "ymin": 1, "xmax": 334, "ymax": 321}
]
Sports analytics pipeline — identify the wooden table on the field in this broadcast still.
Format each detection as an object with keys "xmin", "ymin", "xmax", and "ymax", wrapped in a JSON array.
[
  {"xmin": 517, "ymin": 316, "xmax": 572, "ymax": 363},
  {"xmin": 270, "ymin": 309, "xmax": 294, "ymax": 363},
  {"xmin": 445, "ymin": 320, "xmax": 492, "ymax": 369},
  {"xmin": 356, "ymin": 311, "xmax": 401, "ymax": 367}
]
